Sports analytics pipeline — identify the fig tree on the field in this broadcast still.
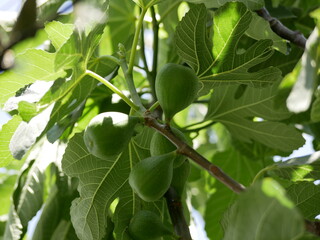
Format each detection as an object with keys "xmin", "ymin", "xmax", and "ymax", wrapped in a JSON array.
[
  {"xmin": 128, "ymin": 210, "xmax": 172, "ymax": 240},
  {"xmin": 129, "ymin": 152, "xmax": 175, "ymax": 202},
  {"xmin": 84, "ymin": 112, "xmax": 140, "ymax": 159},
  {"xmin": 155, "ymin": 63, "xmax": 199, "ymax": 121}
]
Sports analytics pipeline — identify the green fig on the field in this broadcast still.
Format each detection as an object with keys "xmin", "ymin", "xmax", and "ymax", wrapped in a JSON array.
[
  {"xmin": 170, "ymin": 160, "xmax": 190, "ymax": 196},
  {"xmin": 150, "ymin": 128, "xmax": 189, "ymax": 168},
  {"xmin": 155, "ymin": 63, "xmax": 199, "ymax": 121},
  {"xmin": 128, "ymin": 210, "xmax": 172, "ymax": 240},
  {"xmin": 129, "ymin": 152, "xmax": 176, "ymax": 202},
  {"xmin": 84, "ymin": 112, "xmax": 140, "ymax": 159}
]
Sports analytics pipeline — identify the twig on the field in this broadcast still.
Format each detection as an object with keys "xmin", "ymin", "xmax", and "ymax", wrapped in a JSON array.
[
  {"xmin": 305, "ymin": 220, "xmax": 320, "ymax": 236},
  {"xmin": 165, "ymin": 187, "xmax": 192, "ymax": 240},
  {"xmin": 144, "ymin": 112, "xmax": 246, "ymax": 194},
  {"xmin": 150, "ymin": 6, "xmax": 159, "ymax": 81},
  {"xmin": 0, "ymin": 0, "xmax": 82, "ymax": 71},
  {"xmin": 256, "ymin": 7, "xmax": 307, "ymax": 49}
]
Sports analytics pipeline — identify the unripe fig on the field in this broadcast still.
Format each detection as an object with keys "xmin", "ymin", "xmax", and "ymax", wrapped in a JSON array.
[
  {"xmin": 170, "ymin": 160, "xmax": 190, "ymax": 196},
  {"xmin": 155, "ymin": 63, "xmax": 199, "ymax": 121},
  {"xmin": 129, "ymin": 152, "xmax": 175, "ymax": 202},
  {"xmin": 128, "ymin": 210, "xmax": 172, "ymax": 240},
  {"xmin": 150, "ymin": 128, "xmax": 189, "ymax": 168},
  {"xmin": 84, "ymin": 112, "xmax": 140, "ymax": 159}
]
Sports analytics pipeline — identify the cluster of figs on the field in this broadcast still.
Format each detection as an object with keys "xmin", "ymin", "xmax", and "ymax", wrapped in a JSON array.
[{"xmin": 83, "ymin": 63, "xmax": 199, "ymax": 239}]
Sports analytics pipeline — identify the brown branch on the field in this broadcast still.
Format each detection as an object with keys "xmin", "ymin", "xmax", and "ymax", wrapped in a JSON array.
[
  {"xmin": 305, "ymin": 220, "xmax": 320, "ymax": 236},
  {"xmin": 256, "ymin": 7, "xmax": 307, "ymax": 49},
  {"xmin": 144, "ymin": 112, "xmax": 246, "ymax": 194},
  {"xmin": 0, "ymin": 0, "xmax": 81, "ymax": 71},
  {"xmin": 165, "ymin": 187, "xmax": 192, "ymax": 240}
]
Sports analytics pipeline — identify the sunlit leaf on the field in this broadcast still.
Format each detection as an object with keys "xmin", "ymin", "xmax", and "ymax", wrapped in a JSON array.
[
  {"xmin": 185, "ymin": 0, "xmax": 264, "ymax": 10},
  {"xmin": 45, "ymin": 21, "xmax": 74, "ymax": 50},
  {"xmin": 0, "ymin": 116, "xmax": 22, "ymax": 166},
  {"xmin": 0, "ymin": 49, "xmax": 66, "ymax": 108},
  {"xmin": 268, "ymin": 152, "xmax": 320, "ymax": 182},
  {"xmin": 10, "ymin": 106, "xmax": 53, "ymax": 160}
]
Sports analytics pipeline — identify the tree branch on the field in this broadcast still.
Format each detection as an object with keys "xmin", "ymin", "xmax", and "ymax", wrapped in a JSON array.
[
  {"xmin": 144, "ymin": 112, "xmax": 246, "ymax": 194},
  {"xmin": 305, "ymin": 220, "xmax": 320, "ymax": 236},
  {"xmin": 165, "ymin": 187, "xmax": 192, "ymax": 240},
  {"xmin": 255, "ymin": 7, "xmax": 307, "ymax": 49}
]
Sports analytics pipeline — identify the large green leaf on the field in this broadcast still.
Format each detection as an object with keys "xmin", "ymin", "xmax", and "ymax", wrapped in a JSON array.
[
  {"xmin": 62, "ymin": 132, "xmax": 150, "ymax": 240},
  {"xmin": 185, "ymin": 0, "xmax": 264, "ymax": 10},
  {"xmin": 205, "ymin": 84, "xmax": 304, "ymax": 152},
  {"xmin": 205, "ymin": 148, "xmax": 265, "ymax": 240},
  {"xmin": 175, "ymin": 2, "xmax": 281, "ymax": 95},
  {"xmin": 0, "ymin": 116, "xmax": 22, "ymax": 167},
  {"xmin": 0, "ymin": 49, "xmax": 66, "ymax": 108},
  {"xmin": 222, "ymin": 178, "xmax": 304, "ymax": 240}
]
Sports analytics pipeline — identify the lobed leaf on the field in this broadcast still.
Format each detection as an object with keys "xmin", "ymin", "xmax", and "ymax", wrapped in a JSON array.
[
  {"xmin": 205, "ymin": 84, "xmax": 304, "ymax": 152},
  {"xmin": 175, "ymin": 2, "xmax": 281, "ymax": 95},
  {"xmin": 62, "ymin": 132, "xmax": 150, "ymax": 240},
  {"xmin": 175, "ymin": 4, "xmax": 213, "ymax": 75},
  {"xmin": 0, "ymin": 116, "xmax": 22, "ymax": 167},
  {"xmin": 45, "ymin": 21, "xmax": 74, "ymax": 50},
  {"xmin": 0, "ymin": 49, "xmax": 66, "ymax": 108}
]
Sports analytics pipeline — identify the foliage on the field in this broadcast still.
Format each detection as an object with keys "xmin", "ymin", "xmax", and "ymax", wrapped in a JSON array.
[{"xmin": 0, "ymin": 0, "xmax": 319, "ymax": 239}]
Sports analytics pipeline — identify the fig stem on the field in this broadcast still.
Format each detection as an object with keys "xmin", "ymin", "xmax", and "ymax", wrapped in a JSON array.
[
  {"xmin": 149, "ymin": 101, "xmax": 160, "ymax": 112},
  {"xmin": 85, "ymin": 70, "xmax": 140, "ymax": 112},
  {"xmin": 120, "ymin": 58, "xmax": 146, "ymax": 111},
  {"xmin": 144, "ymin": 113, "xmax": 246, "ymax": 194},
  {"xmin": 128, "ymin": 7, "xmax": 148, "ymax": 75}
]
